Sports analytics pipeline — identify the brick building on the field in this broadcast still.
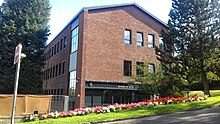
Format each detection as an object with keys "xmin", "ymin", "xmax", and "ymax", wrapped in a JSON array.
[{"xmin": 42, "ymin": 3, "xmax": 168, "ymax": 108}]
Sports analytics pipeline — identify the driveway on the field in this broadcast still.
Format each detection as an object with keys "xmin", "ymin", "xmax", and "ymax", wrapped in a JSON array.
[{"xmin": 97, "ymin": 107, "xmax": 220, "ymax": 124}]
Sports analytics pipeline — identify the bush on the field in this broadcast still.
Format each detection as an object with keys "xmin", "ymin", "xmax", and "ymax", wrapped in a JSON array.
[
  {"xmin": 183, "ymin": 90, "xmax": 220, "ymax": 97},
  {"xmin": 210, "ymin": 90, "xmax": 220, "ymax": 97}
]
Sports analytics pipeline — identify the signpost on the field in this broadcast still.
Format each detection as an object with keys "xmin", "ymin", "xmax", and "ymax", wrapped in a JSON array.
[{"xmin": 11, "ymin": 44, "xmax": 26, "ymax": 124}]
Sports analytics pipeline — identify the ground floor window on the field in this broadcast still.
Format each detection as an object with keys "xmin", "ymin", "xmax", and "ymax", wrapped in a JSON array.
[
  {"xmin": 85, "ymin": 89, "xmax": 147, "ymax": 107},
  {"xmin": 69, "ymin": 70, "xmax": 77, "ymax": 96}
]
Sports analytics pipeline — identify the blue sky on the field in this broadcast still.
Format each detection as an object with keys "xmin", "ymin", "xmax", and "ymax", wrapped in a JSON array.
[{"xmin": 0, "ymin": 0, "xmax": 172, "ymax": 43}]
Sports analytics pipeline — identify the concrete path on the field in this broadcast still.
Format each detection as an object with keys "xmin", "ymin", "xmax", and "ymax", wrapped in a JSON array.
[{"xmin": 98, "ymin": 107, "xmax": 220, "ymax": 124}]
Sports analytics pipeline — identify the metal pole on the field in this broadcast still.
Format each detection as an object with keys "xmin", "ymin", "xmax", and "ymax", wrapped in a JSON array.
[{"xmin": 11, "ymin": 49, "xmax": 21, "ymax": 124}]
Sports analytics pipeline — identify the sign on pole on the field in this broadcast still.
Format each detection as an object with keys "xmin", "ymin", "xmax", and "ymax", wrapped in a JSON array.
[
  {"xmin": 14, "ymin": 44, "xmax": 22, "ymax": 65},
  {"xmin": 11, "ymin": 43, "xmax": 23, "ymax": 124}
]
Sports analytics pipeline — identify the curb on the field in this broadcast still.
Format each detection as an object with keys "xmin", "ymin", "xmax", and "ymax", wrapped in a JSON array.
[{"xmin": 0, "ymin": 116, "xmax": 28, "ymax": 124}]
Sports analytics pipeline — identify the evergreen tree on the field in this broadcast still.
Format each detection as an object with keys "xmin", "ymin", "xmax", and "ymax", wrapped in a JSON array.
[
  {"xmin": 0, "ymin": 0, "xmax": 51, "ymax": 94},
  {"xmin": 156, "ymin": 0, "xmax": 220, "ymax": 96}
]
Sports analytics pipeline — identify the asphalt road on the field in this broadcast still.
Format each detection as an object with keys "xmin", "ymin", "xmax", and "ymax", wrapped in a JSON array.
[{"xmin": 98, "ymin": 107, "xmax": 220, "ymax": 124}]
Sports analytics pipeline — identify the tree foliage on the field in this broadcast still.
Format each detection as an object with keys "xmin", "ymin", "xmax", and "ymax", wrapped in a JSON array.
[
  {"xmin": 134, "ymin": 63, "xmax": 185, "ymax": 97},
  {"xmin": 0, "ymin": 0, "xmax": 51, "ymax": 94},
  {"xmin": 156, "ymin": 0, "xmax": 220, "ymax": 96}
]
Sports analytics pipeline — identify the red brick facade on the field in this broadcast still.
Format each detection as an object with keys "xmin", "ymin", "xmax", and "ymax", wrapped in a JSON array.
[{"xmin": 43, "ymin": 3, "xmax": 168, "ymax": 108}]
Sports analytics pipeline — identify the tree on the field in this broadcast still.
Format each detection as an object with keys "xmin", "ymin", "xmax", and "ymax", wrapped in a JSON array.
[
  {"xmin": 205, "ymin": 39, "xmax": 220, "ymax": 79},
  {"xmin": 134, "ymin": 61, "xmax": 185, "ymax": 97},
  {"xmin": 156, "ymin": 0, "xmax": 220, "ymax": 96},
  {"xmin": 0, "ymin": 0, "xmax": 51, "ymax": 94}
]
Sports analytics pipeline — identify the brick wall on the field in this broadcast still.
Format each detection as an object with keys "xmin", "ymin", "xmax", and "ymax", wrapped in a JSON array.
[
  {"xmin": 82, "ymin": 6, "xmax": 167, "ymax": 83},
  {"xmin": 43, "ymin": 24, "xmax": 72, "ymax": 95}
]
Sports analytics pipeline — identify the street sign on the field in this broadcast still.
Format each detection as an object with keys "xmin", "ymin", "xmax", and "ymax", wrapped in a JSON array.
[
  {"xmin": 11, "ymin": 43, "xmax": 25, "ymax": 124},
  {"xmin": 13, "ymin": 44, "xmax": 22, "ymax": 65}
]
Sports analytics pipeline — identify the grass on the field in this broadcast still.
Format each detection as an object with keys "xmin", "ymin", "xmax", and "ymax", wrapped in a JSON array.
[{"xmin": 22, "ymin": 96, "xmax": 220, "ymax": 124}]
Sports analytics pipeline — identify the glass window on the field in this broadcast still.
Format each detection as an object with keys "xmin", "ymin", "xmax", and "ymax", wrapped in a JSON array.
[
  {"xmin": 148, "ymin": 34, "xmax": 155, "ymax": 48},
  {"xmin": 61, "ymin": 89, "xmax": 63, "ymax": 95},
  {"xmin": 57, "ymin": 89, "xmax": 60, "ymax": 95},
  {"xmin": 124, "ymin": 60, "xmax": 132, "ymax": 76},
  {"xmin": 124, "ymin": 29, "xmax": 131, "ymax": 44},
  {"xmin": 51, "ymin": 46, "xmax": 54, "ymax": 56},
  {"xmin": 69, "ymin": 71, "xmax": 77, "ymax": 96},
  {"xmin": 43, "ymin": 70, "xmax": 45, "ymax": 80},
  {"xmin": 55, "ymin": 64, "xmax": 58, "ymax": 76},
  {"xmin": 45, "ymin": 51, "xmax": 48, "ymax": 60},
  {"xmin": 44, "ymin": 70, "xmax": 47, "ymax": 80},
  {"xmin": 52, "ymin": 66, "xmax": 55, "ymax": 77},
  {"xmin": 47, "ymin": 69, "xmax": 49, "ymax": 79},
  {"xmin": 59, "ymin": 63, "xmax": 62, "ymax": 75},
  {"xmin": 62, "ymin": 61, "xmax": 65, "ymax": 75},
  {"xmin": 71, "ymin": 27, "xmax": 79, "ymax": 53},
  {"xmin": 159, "ymin": 36, "xmax": 164, "ymax": 50},
  {"xmin": 57, "ymin": 41, "xmax": 60, "ymax": 53},
  {"xmin": 60, "ymin": 39, "xmax": 63, "ymax": 51},
  {"xmin": 136, "ymin": 32, "xmax": 144, "ymax": 46},
  {"xmin": 69, "ymin": 52, "xmax": 77, "ymax": 71},
  {"xmin": 54, "ymin": 89, "xmax": 57, "ymax": 95},
  {"xmin": 50, "ymin": 67, "xmax": 52, "ymax": 78},
  {"xmin": 64, "ymin": 36, "xmax": 67, "ymax": 48},
  {"xmin": 148, "ymin": 64, "xmax": 155, "ymax": 73},
  {"xmin": 136, "ymin": 62, "xmax": 144, "ymax": 76},
  {"xmin": 54, "ymin": 44, "xmax": 57, "ymax": 55},
  {"xmin": 49, "ymin": 49, "xmax": 51, "ymax": 58}
]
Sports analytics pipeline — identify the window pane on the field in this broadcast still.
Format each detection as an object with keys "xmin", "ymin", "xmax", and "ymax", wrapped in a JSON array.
[
  {"xmin": 69, "ymin": 70, "xmax": 77, "ymax": 96},
  {"xmin": 136, "ymin": 42, "xmax": 142, "ymax": 46},
  {"xmin": 60, "ymin": 39, "xmax": 63, "ymax": 51},
  {"xmin": 136, "ymin": 32, "xmax": 143, "ymax": 46},
  {"xmin": 148, "ymin": 34, "xmax": 154, "ymax": 48},
  {"xmin": 64, "ymin": 36, "xmax": 67, "ymax": 48},
  {"xmin": 71, "ymin": 27, "xmax": 79, "ymax": 53},
  {"xmin": 136, "ymin": 33, "xmax": 142, "ymax": 41},
  {"xmin": 75, "ymin": 36, "xmax": 78, "ymax": 50},
  {"xmin": 54, "ymin": 44, "xmax": 57, "ymax": 55},
  {"xmin": 124, "ymin": 30, "xmax": 130, "ymax": 40},
  {"xmin": 124, "ymin": 60, "xmax": 132, "ymax": 76},
  {"xmin": 76, "ymin": 27, "xmax": 78, "ymax": 34},
  {"xmin": 148, "ymin": 64, "xmax": 155, "ymax": 73},
  {"xmin": 59, "ymin": 63, "xmax": 62, "ymax": 75},
  {"xmin": 69, "ymin": 52, "xmax": 77, "ymax": 71},
  {"xmin": 62, "ymin": 61, "xmax": 65, "ymax": 74},
  {"xmin": 52, "ymin": 47, "xmax": 54, "ymax": 56},
  {"xmin": 136, "ymin": 62, "xmax": 144, "ymax": 76},
  {"xmin": 57, "ymin": 42, "xmax": 60, "ymax": 53},
  {"xmin": 55, "ymin": 64, "xmax": 58, "ymax": 76},
  {"xmin": 53, "ymin": 66, "xmax": 55, "ymax": 77},
  {"xmin": 124, "ymin": 30, "xmax": 131, "ymax": 44},
  {"xmin": 124, "ymin": 40, "xmax": 130, "ymax": 44},
  {"xmin": 50, "ymin": 67, "xmax": 52, "ymax": 78},
  {"xmin": 72, "ymin": 29, "xmax": 76, "ymax": 36}
]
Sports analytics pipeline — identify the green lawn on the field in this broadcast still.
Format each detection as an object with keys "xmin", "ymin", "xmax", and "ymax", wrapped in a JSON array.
[
  {"xmin": 22, "ymin": 96, "xmax": 220, "ymax": 124},
  {"xmin": 183, "ymin": 90, "xmax": 220, "ymax": 97}
]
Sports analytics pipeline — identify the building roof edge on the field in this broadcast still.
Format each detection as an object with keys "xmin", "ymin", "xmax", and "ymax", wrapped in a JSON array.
[{"xmin": 47, "ymin": 2, "xmax": 168, "ymax": 46}]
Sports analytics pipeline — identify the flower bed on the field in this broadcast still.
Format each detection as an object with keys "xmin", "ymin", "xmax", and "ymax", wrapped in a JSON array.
[{"xmin": 25, "ymin": 96, "xmax": 205, "ymax": 122}]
